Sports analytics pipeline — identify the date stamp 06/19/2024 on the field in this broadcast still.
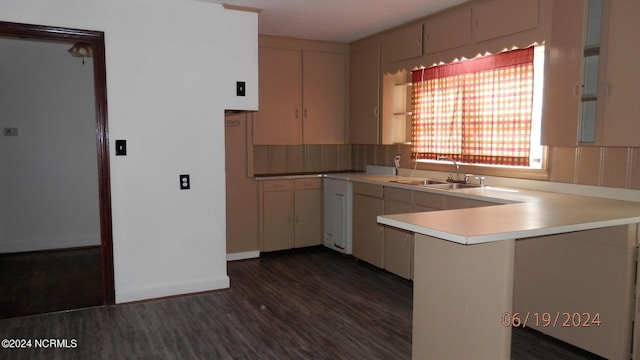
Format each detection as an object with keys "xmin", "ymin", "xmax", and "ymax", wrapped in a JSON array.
[{"xmin": 501, "ymin": 312, "xmax": 602, "ymax": 328}]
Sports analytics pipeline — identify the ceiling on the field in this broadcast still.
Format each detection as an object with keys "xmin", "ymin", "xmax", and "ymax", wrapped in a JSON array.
[{"xmin": 214, "ymin": 0, "xmax": 468, "ymax": 43}]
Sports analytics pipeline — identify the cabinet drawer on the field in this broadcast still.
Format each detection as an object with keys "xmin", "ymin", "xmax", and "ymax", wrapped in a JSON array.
[
  {"xmin": 353, "ymin": 182, "xmax": 384, "ymax": 198},
  {"xmin": 294, "ymin": 177, "xmax": 322, "ymax": 190},
  {"xmin": 413, "ymin": 191, "xmax": 444, "ymax": 210},
  {"xmin": 384, "ymin": 187, "xmax": 412, "ymax": 203},
  {"xmin": 262, "ymin": 180, "xmax": 293, "ymax": 191}
]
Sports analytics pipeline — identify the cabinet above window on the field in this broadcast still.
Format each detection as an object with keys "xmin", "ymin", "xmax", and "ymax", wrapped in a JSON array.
[
  {"xmin": 381, "ymin": 23, "xmax": 423, "ymax": 64},
  {"xmin": 471, "ymin": 0, "xmax": 539, "ymax": 43}
]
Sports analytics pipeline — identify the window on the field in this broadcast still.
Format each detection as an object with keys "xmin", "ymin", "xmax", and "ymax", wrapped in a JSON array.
[{"xmin": 411, "ymin": 46, "xmax": 544, "ymax": 169}]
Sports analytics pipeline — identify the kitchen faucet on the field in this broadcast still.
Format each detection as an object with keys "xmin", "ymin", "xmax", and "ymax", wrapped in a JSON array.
[{"xmin": 437, "ymin": 156, "xmax": 467, "ymax": 183}]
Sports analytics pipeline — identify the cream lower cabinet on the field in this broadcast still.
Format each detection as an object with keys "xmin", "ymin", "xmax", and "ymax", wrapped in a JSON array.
[
  {"xmin": 259, "ymin": 178, "xmax": 323, "ymax": 252},
  {"xmin": 293, "ymin": 179, "xmax": 323, "ymax": 248},
  {"xmin": 352, "ymin": 182, "xmax": 384, "ymax": 268},
  {"xmin": 383, "ymin": 187, "xmax": 413, "ymax": 279}
]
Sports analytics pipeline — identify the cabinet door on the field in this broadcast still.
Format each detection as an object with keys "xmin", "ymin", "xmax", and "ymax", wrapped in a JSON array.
[
  {"xmin": 253, "ymin": 47, "xmax": 302, "ymax": 145},
  {"xmin": 349, "ymin": 44, "xmax": 380, "ymax": 144},
  {"xmin": 382, "ymin": 23, "xmax": 423, "ymax": 63},
  {"xmin": 424, "ymin": 6, "xmax": 472, "ymax": 54},
  {"xmin": 472, "ymin": 0, "xmax": 539, "ymax": 42},
  {"xmin": 262, "ymin": 188, "xmax": 295, "ymax": 251},
  {"xmin": 294, "ymin": 187, "xmax": 323, "ymax": 248},
  {"xmin": 303, "ymin": 51, "xmax": 346, "ymax": 144},
  {"xmin": 602, "ymin": 0, "xmax": 640, "ymax": 146},
  {"xmin": 384, "ymin": 196, "xmax": 413, "ymax": 279},
  {"xmin": 540, "ymin": 0, "xmax": 585, "ymax": 146},
  {"xmin": 352, "ymin": 193, "xmax": 385, "ymax": 268}
]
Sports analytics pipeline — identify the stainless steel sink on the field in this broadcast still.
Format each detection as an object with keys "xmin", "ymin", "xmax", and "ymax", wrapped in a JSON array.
[
  {"xmin": 389, "ymin": 179, "xmax": 448, "ymax": 186},
  {"xmin": 424, "ymin": 182, "xmax": 482, "ymax": 190}
]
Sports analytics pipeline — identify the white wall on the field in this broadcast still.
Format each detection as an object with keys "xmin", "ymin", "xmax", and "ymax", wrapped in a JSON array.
[
  {"xmin": 0, "ymin": 0, "xmax": 258, "ymax": 303},
  {"xmin": 0, "ymin": 38, "xmax": 100, "ymax": 253}
]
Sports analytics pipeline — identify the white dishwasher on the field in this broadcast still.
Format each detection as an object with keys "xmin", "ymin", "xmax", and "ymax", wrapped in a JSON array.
[
  {"xmin": 323, "ymin": 166, "xmax": 396, "ymax": 254},
  {"xmin": 323, "ymin": 177, "xmax": 352, "ymax": 254}
]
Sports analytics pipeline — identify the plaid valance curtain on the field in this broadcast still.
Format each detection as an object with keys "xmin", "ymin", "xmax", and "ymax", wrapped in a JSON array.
[{"xmin": 411, "ymin": 47, "xmax": 535, "ymax": 167}]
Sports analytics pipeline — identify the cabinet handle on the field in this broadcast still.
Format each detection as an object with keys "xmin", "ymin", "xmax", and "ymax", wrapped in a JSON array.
[
  {"xmin": 273, "ymin": 184, "xmax": 283, "ymax": 189},
  {"xmin": 416, "ymin": 35, "xmax": 421, "ymax": 47},
  {"xmin": 572, "ymin": 83, "xmax": 580, "ymax": 97},
  {"xmin": 373, "ymin": 106, "xmax": 379, "ymax": 117},
  {"xmin": 606, "ymin": 81, "xmax": 611, "ymax": 97},
  {"xmin": 304, "ymin": 108, "xmax": 308, "ymax": 119},
  {"xmin": 379, "ymin": 227, "xmax": 383, "ymax": 237}
]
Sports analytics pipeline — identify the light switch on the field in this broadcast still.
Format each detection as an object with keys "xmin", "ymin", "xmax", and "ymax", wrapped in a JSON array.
[
  {"xmin": 236, "ymin": 81, "xmax": 246, "ymax": 97},
  {"xmin": 115, "ymin": 139, "xmax": 127, "ymax": 156}
]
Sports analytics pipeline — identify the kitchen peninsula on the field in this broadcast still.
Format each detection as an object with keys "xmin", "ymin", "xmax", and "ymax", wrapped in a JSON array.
[{"xmin": 368, "ymin": 177, "xmax": 640, "ymax": 360}]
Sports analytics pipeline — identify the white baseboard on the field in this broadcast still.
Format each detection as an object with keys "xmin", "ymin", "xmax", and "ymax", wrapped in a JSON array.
[
  {"xmin": 227, "ymin": 250, "xmax": 260, "ymax": 261},
  {"xmin": 116, "ymin": 275, "xmax": 230, "ymax": 304}
]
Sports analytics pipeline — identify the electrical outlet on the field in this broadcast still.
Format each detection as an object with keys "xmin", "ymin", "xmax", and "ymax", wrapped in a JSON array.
[
  {"xmin": 236, "ymin": 81, "xmax": 246, "ymax": 97},
  {"xmin": 180, "ymin": 174, "xmax": 190, "ymax": 190}
]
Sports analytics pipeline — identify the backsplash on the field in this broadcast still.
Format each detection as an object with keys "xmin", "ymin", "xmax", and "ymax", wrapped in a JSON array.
[
  {"xmin": 351, "ymin": 144, "xmax": 640, "ymax": 190},
  {"xmin": 549, "ymin": 146, "xmax": 640, "ymax": 189},
  {"xmin": 254, "ymin": 143, "xmax": 640, "ymax": 190},
  {"xmin": 253, "ymin": 144, "xmax": 352, "ymax": 175}
]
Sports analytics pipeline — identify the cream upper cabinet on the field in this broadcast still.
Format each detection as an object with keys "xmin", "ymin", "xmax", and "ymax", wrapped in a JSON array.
[
  {"xmin": 540, "ymin": 0, "xmax": 585, "ymax": 146},
  {"xmin": 349, "ymin": 43, "xmax": 381, "ymax": 144},
  {"xmin": 302, "ymin": 51, "xmax": 346, "ymax": 145},
  {"xmin": 601, "ymin": 0, "xmax": 640, "ymax": 146},
  {"xmin": 472, "ymin": 0, "xmax": 539, "ymax": 42},
  {"xmin": 253, "ymin": 47, "xmax": 302, "ymax": 145},
  {"xmin": 424, "ymin": 6, "xmax": 472, "ymax": 54},
  {"xmin": 253, "ymin": 37, "xmax": 347, "ymax": 145},
  {"xmin": 382, "ymin": 23, "xmax": 423, "ymax": 64}
]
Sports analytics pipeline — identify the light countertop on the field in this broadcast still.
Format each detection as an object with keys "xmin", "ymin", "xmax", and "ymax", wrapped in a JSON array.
[{"xmin": 326, "ymin": 172, "xmax": 640, "ymax": 245}]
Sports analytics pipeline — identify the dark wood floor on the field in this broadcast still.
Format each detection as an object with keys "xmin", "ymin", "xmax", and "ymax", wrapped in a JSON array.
[
  {"xmin": 0, "ymin": 247, "xmax": 103, "ymax": 319},
  {"xmin": 0, "ymin": 246, "xmax": 603, "ymax": 359}
]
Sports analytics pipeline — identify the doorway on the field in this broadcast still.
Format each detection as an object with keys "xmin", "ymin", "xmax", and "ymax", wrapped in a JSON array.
[{"xmin": 0, "ymin": 21, "xmax": 114, "ymax": 316}]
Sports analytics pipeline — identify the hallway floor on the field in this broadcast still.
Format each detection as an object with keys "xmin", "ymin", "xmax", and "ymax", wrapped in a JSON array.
[{"xmin": 0, "ymin": 246, "xmax": 103, "ymax": 319}]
